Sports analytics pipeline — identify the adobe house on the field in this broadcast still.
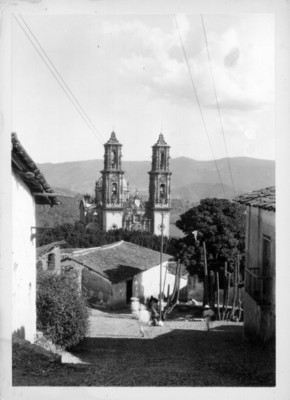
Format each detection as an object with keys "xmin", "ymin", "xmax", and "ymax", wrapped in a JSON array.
[
  {"xmin": 235, "ymin": 187, "xmax": 275, "ymax": 343},
  {"xmin": 36, "ymin": 240, "xmax": 66, "ymax": 275},
  {"xmin": 61, "ymin": 241, "xmax": 187, "ymax": 309},
  {"xmin": 12, "ymin": 133, "xmax": 60, "ymax": 342}
]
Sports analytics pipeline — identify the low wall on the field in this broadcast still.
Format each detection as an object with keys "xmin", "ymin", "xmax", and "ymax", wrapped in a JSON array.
[
  {"xmin": 82, "ymin": 268, "xmax": 113, "ymax": 307},
  {"xmin": 244, "ymin": 292, "xmax": 275, "ymax": 343}
]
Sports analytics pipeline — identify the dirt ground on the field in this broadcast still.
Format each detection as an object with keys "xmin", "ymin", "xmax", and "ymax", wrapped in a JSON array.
[{"xmin": 12, "ymin": 306, "xmax": 275, "ymax": 386}]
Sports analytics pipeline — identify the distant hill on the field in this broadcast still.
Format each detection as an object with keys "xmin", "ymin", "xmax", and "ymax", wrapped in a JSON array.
[{"xmin": 38, "ymin": 156, "xmax": 275, "ymax": 202}]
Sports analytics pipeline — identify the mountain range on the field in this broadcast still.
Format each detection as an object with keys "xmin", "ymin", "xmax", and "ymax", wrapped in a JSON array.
[{"xmin": 38, "ymin": 156, "xmax": 275, "ymax": 202}]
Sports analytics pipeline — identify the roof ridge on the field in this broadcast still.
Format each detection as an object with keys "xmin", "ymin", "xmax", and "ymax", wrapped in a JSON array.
[
  {"xmin": 66, "ymin": 241, "xmax": 124, "ymax": 256},
  {"xmin": 100, "ymin": 241, "xmax": 123, "ymax": 250}
]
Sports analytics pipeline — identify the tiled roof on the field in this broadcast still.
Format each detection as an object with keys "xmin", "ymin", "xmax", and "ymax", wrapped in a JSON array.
[
  {"xmin": 62, "ymin": 241, "xmax": 174, "ymax": 284},
  {"xmin": 11, "ymin": 133, "xmax": 60, "ymax": 206},
  {"xmin": 234, "ymin": 186, "xmax": 275, "ymax": 211},
  {"xmin": 36, "ymin": 241, "xmax": 67, "ymax": 258}
]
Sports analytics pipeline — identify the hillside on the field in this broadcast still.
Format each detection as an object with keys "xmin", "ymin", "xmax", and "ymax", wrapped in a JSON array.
[{"xmin": 38, "ymin": 156, "xmax": 275, "ymax": 202}]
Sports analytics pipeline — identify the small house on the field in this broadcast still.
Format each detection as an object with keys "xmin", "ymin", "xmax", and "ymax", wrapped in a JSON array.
[
  {"xmin": 36, "ymin": 240, "xmax": 66, "ymax": 274},
  {"xmin": 61, "ymin": 241, "xmax": 187, "ymax": 309},
  {"xmin": 12, "ymin": 133, "xmax": 59, "ymax": 342},
  {"xmin": 235, "ymin": 187, "xmax": 275, "ymax": 343}
]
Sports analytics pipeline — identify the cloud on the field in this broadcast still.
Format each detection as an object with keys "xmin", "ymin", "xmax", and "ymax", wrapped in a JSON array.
[
  {"xmin": 205, "ymin": 98, "xmax": 269, "ymax": 111},
  {"xmin": 13, "ymin": 14, "xmax": 274, "ymax": 162},
  {"xmin": 224, "ymin": 47, "xmax": 240, "ymax": 68},
  {"xmin": 103, "ymin": 15, "xmax": 274, "ymax": 116}
]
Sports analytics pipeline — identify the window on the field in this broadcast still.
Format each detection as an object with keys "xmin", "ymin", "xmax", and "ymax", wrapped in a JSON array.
[
  {"xmin": 160, "ymin": 152, "xmax": 165, "ymax": 169},
  {"xmin": 47, "ymin": 253, "xmax": 56, "ymax": 271},
  {"xmin": 245, "ymin": 235, "xmax": 273, "ymax": 305},
  {"xmin": 262, "ymin": 235, "xmax": 272, "ymax": 302},
  {"xmin": 160, "ymin": 184, "xmax": 165, "ymax": 203}
]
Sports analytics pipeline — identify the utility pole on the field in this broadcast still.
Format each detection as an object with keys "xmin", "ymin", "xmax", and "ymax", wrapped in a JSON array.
[
  {"xmin": 203, "ymin": 241, "xmax": 209, "ymax": 306},
  {"xmin": 159, "ymin": 211, "xmax": 164, "ymax": 321}
]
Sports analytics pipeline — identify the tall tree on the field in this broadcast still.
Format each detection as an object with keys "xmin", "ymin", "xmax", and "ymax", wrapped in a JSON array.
[{"xmin": 175, "ymin": 198, "xmax": 246, "ymax": 275}]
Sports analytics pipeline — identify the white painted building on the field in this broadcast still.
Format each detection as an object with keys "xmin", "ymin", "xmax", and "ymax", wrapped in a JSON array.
[
  {"xmin": 61, "ymin": 241, "xmax": 187, "ymax": 309},
  {"xmin": 80, "ymin": 132, "xmax": 172, "ymax": 237},
  {"xmin": 11, "ymin": 133, "xmax": 59, "ymax": 342}
]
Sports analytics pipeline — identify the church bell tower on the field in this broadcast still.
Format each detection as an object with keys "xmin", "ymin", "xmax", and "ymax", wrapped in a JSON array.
[
  {"xmin": 101, "ymin": 131, "xmax": 124, "ymax": 231},
  {"xmin": 148, "ymin": 133, "xmax": 171, "ymax": 237}
]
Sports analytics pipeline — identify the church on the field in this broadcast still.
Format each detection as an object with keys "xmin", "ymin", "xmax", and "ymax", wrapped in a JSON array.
[{"xmin": 79, "ymin": 131, "xmax": 172, "ymax": 236}]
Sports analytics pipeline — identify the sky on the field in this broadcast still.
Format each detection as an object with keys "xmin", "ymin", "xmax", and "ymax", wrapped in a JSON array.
[{"xmin": 11, "ymin": 12, "xmax": 275, "ymax": 164}]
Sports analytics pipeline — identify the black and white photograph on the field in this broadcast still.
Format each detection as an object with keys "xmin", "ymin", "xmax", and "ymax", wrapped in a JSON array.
[{"xmin": 1, "ymin": 0, "xmax": 290, "ymax": 399}]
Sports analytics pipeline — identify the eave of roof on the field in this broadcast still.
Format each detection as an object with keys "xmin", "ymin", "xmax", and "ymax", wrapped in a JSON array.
[
  {"xmin": 234, "ymin": 186, "xmax": 275, "ymax": 211},
  {"xmin": 11, "ymin": 133, "xmax": 60, "ymax": 206}
]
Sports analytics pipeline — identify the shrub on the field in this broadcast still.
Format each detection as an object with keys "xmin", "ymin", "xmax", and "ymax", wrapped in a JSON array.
[{"xmin": 36, "ymin": 269, "xmax": 90, "ymax": 349}]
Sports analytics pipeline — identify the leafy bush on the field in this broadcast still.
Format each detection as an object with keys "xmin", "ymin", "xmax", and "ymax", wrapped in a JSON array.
[{"xmin": 37, "ymin": 269, "xmax": 90, "ymax": 349}]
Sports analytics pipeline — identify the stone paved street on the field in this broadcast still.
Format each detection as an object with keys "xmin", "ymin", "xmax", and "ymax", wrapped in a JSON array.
[{"xmin": 13, "ymin": 307, "xmax": 275, "ymax": 386}]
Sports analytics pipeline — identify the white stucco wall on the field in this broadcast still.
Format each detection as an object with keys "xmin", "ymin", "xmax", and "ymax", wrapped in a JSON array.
[
  {"xmin": 153, "ymin": 211, "xmax": 170, "ymax": 237},
  {"xmin": 12, "ymin": 171, "xmax": 36, "ymax": 342},
  {"xmin": 133, "ymin": 262, "xmax": 187, "ymax": 303},
  {"xmin": 103, "ymin": 210, "xmax": 123, "ymax": 231}
]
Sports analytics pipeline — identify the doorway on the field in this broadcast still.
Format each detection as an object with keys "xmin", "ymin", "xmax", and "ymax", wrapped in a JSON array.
[{"xmin": 126, "ymin": 279, "xmax": 133, "ymax": 304}]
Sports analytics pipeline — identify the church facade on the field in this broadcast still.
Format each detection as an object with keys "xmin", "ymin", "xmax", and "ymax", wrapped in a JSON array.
[{"xmin": 79, "ymin": 131, "xmax": 172, "ymax": 236}]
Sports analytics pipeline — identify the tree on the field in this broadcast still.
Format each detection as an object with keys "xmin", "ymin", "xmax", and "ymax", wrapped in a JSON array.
[
  {"xmin": 36, "ymin": 222, "xmax": 172, "ymax": 254},
  {"xmin": 167, "ymin": 236, "xmax": 201, "ymax": 276},
  {"xmin": 175, "ymin": 198, "xmax": 246, "ymax": 275}
]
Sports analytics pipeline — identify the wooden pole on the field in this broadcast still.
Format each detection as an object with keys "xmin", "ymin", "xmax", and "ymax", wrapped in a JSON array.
[
  {"xmin": 216, "ymin": 271, "xmax": 221, "ymax": 320},
  {"xmin": 231, "ymin": 257, "xmax": 238, "ymax": 320},
  {"xmin": 176, "ymin": 260, "xmax": 181, "ymax": 302},
  {"xmin": 223, "ymin": 271, "xmax": 230, "ymax": 321},
  {"xmin": 203, "ymin": 241, "xmax": 209, "ymax": 306},
  {"xmin": 222, "ymin": 262, "xmax": 227, "ymax": 315},
  {"xmin": 162, "ymin": 262, "xmax": 168, "ymax": 297},
  {"xmin": 237, "ymin": 254, "xmax": 242, "ymax": 322},
  {"xmin": 159, "ymin": 211, "xmax": 164, "ymax": 321},
  {"xmin": 209, "ymin": 270, "xmax": 214, "ymax": 310}
]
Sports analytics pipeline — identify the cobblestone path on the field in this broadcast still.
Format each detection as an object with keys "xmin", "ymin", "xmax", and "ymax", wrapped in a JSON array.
[{"xmin": 13, "ymin": 308, "xmax": 275, "ymax": 386}]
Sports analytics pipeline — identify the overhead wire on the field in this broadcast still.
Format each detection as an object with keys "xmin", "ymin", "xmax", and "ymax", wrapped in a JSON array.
[
  {"xmin": 200, "ymin": 15, "xmax": 236, "ymax": 195},
  {"xmin": 13, "ymin": 13, "xmax": 142, "ymax": 193},
  {"xmin": 0, "ymin": 0, "xmax": 10, "ymax": 13},
  {"xmin": 174, "ymin": 15, "xmax": 228, "ymax": 199},
  {"xmin": 13, "ymin": 13, "xmax": 105, "ymax": 146}
]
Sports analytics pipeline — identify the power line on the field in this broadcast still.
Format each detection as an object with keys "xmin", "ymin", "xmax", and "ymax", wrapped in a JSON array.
[
  {"xmin": 12, "ymin": 13, "xmax": 105, "ymax": 146},
  {"xmin": 200, "ymin": 15, "xmax": 236, "ymax": 195},
  {"xmin": 19, "ymin": 13, "xmax": 106, "ymax": 144},
  {"xmin": 13, "ymin": 13, "xmax": 167, "ymax": 197},
  {"xmin": 0, "ymin": 0, "xmax": 10, "ymax": 12},
  {"xmin": 174, "ymin": 15, "xmax": 227, "ymax": 199},
  {"xmin": 14, "ymin": 14, "xmax": 144, "ymax": 194}
]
